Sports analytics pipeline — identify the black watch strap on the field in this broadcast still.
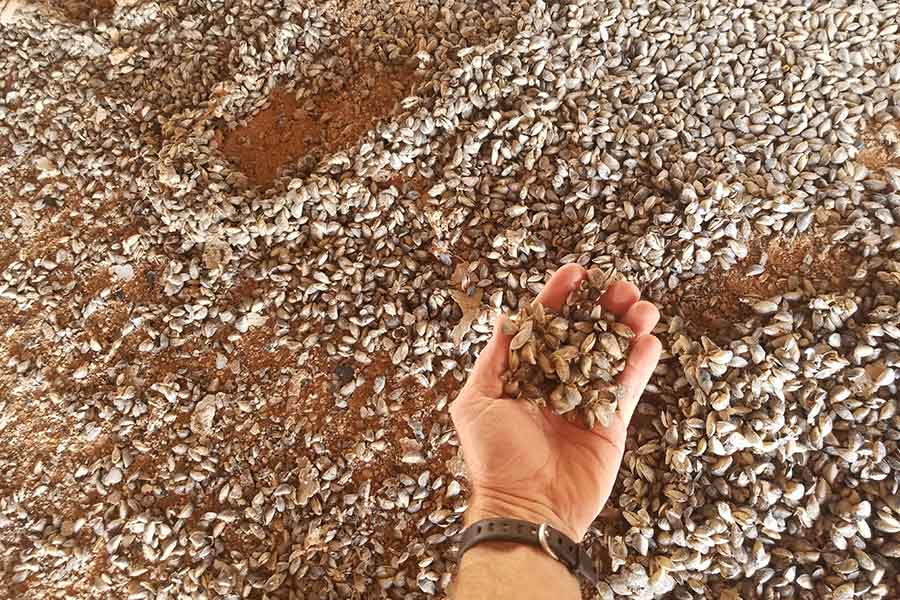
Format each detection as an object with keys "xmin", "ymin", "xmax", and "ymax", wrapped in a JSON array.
[{"xmin": 458, "ymin": 518, "xmax": 598, "ymax": 586}]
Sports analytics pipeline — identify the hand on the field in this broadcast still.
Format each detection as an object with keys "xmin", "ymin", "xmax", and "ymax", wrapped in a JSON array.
[{"xmin": 450, "ymin": 264, "xmax": 662, "ymax": 541}]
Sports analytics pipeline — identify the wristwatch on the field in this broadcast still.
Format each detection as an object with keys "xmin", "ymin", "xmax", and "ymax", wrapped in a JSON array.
[{"xmin": 457, "ymin": 518, "xmax": 599, "ymax": 586}]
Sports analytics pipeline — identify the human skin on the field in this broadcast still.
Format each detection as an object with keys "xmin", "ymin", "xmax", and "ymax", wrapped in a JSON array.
[{"xmin": 450, "ymin": 264, "xmax": 662, "ymax": 599}]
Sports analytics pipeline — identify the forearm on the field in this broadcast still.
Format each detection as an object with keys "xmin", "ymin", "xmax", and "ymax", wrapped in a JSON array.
[{"xmin": 453, "ymin": 541, "xmax": 581, "ymax": 600}]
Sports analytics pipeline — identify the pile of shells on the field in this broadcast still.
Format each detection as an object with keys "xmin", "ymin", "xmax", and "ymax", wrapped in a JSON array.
[
  {"xmin": 502, "ymin": 268, "xmax": 632, "ymax": 429},
  {"xmin": 601, "ymin": 271, "xmax": 900, "ymax": 600}
]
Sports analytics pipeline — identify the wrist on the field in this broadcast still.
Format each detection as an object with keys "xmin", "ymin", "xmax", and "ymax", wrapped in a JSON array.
[
  {"xmin": 455, "ymin": 541, "xmax": 582, "ymax": 600},
  {"xmin": 466, "ymin": 488, "xmax": 580, "ymax": 541}
]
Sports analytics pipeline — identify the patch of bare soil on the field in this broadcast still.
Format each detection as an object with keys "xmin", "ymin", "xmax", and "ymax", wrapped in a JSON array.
[
  {"xmin": 216, "ymin": 63, "xmax": 419, "ymax": 189},
  {"xmin": 858, "ymin": 119, "xmax": 900, "ymax": 171},
  {"xmin": 49, "ymin": 0, "xmax": 115, "ymax": 21},
  {"xmin": 666, "ymin": 231, "xmax": 859, "ymax": 335}
]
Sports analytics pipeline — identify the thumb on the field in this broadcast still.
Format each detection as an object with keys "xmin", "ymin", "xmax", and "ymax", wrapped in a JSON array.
[{"xmin": 463, "ymin": 313, "xmax": 512, "ymax": 398}]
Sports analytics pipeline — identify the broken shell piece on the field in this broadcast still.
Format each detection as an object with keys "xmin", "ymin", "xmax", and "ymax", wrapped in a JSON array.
[{"xmin": 509, "ymin": 320, "xmax": 533, "ymax": 350}]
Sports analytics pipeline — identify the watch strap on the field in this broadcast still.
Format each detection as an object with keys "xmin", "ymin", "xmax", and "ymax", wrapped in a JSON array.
[{"xmin": 458, "ymin": 518, "xmax": 598, "ymax": 586}]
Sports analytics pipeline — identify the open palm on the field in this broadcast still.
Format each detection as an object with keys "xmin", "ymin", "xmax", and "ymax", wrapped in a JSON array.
[{"xmin": 450, "ymin": 264, "xmax": 662, "ymax": 540}]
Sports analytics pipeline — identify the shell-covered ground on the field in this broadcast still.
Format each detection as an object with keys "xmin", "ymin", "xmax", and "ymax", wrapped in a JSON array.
[{"xmin": 1, "ymin": 0, "xmax": 899, "ymax": 598}]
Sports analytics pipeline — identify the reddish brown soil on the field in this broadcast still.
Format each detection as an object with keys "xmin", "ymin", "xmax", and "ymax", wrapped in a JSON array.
[
  {"xmin": 858, "ymin": 119, "xmax": 900, "ymax": 171},
  {"xmin": 667, "ymin": 231, "xmax": 858, "ymax": 333},
  {"xmin": 54, "ymin": 0, "xmax": 116, "ymax": 20},
  {"xmin": 216, "ymin": 64, "xmax": 418, "ymax": 189}
]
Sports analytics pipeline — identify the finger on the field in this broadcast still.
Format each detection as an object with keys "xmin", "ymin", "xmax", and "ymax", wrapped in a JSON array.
[
  {"xmin": 621, "ymin": 300, "xmax": 660, "ymax": 337},
  {"xmin": 535, "ymin": 263, "xmax": 587, "ymax": 311},
  {"xmin": 598, "ymin": 281, "xmax": 641, "ymax": 317},
  {"xmin": 615, "ymin": 334, "xmax": 662, "ymax": 424},
  {"xmin": 463, "ymin": 313, "xmax": 512, "ymax": 398}
]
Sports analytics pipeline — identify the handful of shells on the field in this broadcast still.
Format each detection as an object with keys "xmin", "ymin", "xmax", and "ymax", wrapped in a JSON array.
[{"xmin": 501, "ymin": 269, "xmax": 633, "ymax": 429}]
